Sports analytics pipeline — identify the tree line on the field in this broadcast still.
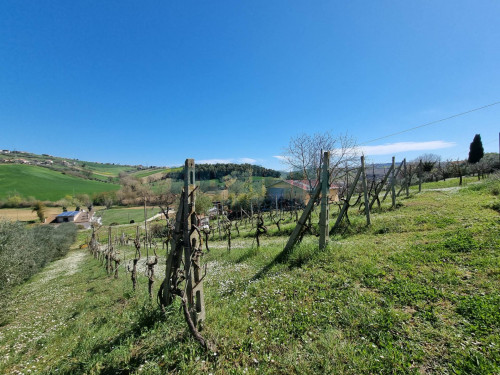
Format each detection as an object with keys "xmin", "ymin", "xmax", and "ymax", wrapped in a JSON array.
[{"xmin": 163, "ymin": 163, "xmax": 281, "ymax": 180}]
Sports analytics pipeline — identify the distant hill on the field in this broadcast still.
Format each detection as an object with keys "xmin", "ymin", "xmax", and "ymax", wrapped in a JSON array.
[
  {"xmin": 0, "ymin": 164, "xmax": 120, "ymax": 201},
  {"xmin": 0, "ymin": 150, "xmax": 283, "ymax": 190},
  {"xmin": 0, "ymin": 150, "xmax": 157, "ymax": 182}
]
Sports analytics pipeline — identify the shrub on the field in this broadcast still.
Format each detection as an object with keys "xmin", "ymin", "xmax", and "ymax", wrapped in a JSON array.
[{"xmin": 0, "ymin": 222, "xmax": 77, "ymax": 294}]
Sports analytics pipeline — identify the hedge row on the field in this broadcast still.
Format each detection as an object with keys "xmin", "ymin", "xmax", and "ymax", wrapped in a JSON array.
[{"xmin": 0, "ymin": 222, "xmax": 77, "ymax": 294}]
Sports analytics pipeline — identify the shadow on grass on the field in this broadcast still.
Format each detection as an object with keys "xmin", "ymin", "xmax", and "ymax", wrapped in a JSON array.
[
  {"xmin": 235, "ymin": 247, "xmax": 259, "ymax": 264},
  {"xmin": 251, "ymin": 241, "xmax": 320, "ymax": 281}
]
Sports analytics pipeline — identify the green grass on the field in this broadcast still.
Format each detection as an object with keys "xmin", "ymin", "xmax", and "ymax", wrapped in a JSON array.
[
  {"xmin": 131, "ymin": 167, "xmax": 183, "ymax": 179},
  {"xmin": 0, "ymin": 176, "xmax": 499, "ymax": 374},
  {"xmin": 0, "ymin": 164, "xmax": 120, "ymax": 201},
  {"xmin": 67, "ymin": 161, "xmax": 134, "ymax": 177},
  {"xmin": 96, "ymin": 206, "xmax": 159, "ymax": 225},
  {"xmin": 411, "ymin": 176, "xmax": 477, "ymax": 190}
]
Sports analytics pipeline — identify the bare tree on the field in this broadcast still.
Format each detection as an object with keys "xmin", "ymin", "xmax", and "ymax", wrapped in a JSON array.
[{"xmin": 283, "ymin": 132, "xmax": 358, "ymax": 191}]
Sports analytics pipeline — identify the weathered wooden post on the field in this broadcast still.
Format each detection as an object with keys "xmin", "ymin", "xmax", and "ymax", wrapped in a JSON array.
[
  {"xmin": 404, "ymin": 159, "xmax": 409, "ymax": 197},
  {"xmin": 361, "ymin": 155, "xmax": 371, "ymax": 226},
  {"xmin": 143, "ymin": 199, "xmax": 149, "ymax": 251},
  {"xmin": 217, "ymin": 202, "xmax": 221, "ymax": 240},
  {"xmin": 283, "ymin": 184, "xmax": 321, "ymax": 253},
  {"xmin": 160, "ymin": 159, "xmax": 210, "ymax": 349},
  {"xmin": 106, "ymin": 226, "xmax": 112, "ymax": 275},
  {"xmin": 183, "ymin": 159, "xmax": 205, "ymax": 324},
  {"xmin": 319, "ymin": 151, "xmax": 330, "ymax": 250},
  {"xmin": 391, "ymin": 156, "xmax": 396, "ymax": 208},
  {"xmin": 418, "ymin": 159, "xmax": 423, "ymax": 193}
]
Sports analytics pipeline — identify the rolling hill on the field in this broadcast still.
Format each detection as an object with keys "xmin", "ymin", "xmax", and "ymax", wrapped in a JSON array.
[{"xmin": 0, "ymin": 164, "xmax": 120, "ymax": 201}]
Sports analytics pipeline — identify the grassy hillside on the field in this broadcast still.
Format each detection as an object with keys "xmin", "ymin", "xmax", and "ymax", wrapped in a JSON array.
[
  {"xmin": 0, "ymin": 151, "xmax": 142, "ymax": 182},
  {"xmin": 131, "ymin": 168, "xmax": 170, "ymax": 178},
  {"xmin": 0, "ymin": 164, "xmax": 120, "ymax": 201},
  {"xmin": 0, "ymin": 177, "xmax": 498, "ymax": 374},
  {"xmin": 79, "ymin": 161, "xmax": 136, "ymax": 176}
]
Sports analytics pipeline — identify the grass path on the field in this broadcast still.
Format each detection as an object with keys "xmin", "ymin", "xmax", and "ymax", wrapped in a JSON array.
[{"xmin": 0, "ymin": 249, "xmax": 88, "ymax": 374}]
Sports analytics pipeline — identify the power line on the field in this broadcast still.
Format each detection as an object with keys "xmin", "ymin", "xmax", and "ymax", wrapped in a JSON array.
[{"xmin": 360, "ymin": 101, "xmax": 500, "ymax": 145}]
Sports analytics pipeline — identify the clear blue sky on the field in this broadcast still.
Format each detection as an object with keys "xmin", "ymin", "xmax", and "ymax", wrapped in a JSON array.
[{"xmin": 1, "ymin": 1, "xmax": 499, "ymax": 170}]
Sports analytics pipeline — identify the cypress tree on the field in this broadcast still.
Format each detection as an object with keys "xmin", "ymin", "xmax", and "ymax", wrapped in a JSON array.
[{"xmin": 468, "ymin": 134, "xmax": 484, "ymax": 164}]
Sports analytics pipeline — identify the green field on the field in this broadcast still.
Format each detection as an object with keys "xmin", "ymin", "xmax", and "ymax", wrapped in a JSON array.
[
  {"xmin": 131, "ymin": 168, "xmax": 168, "ymax": 178},
  {"xmin": 81, "ymin": 161, "xmax": 135, "ymax": 176},
  {"xmin": 131, "ymin": 167, "xmax": 182, "ymax": 179},
  {"xmin": 0, "ymin": 164, "xmax": 120, "ymax": 201},
  {"xmin": 0, "ymin": 176, "xmax": 498, "ymax": 374},
  {"xmin": 413, "ymin": 176, "xmax": 477, "ymax": 189},
  {"xmin": 96, "ymin": 206, "xmax": 159, "ymax": 225}
]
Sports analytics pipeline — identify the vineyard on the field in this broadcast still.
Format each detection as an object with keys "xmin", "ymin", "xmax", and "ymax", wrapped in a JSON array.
[{"xmin": 0, "ymin": 159, "xmax": 499, "ymax": 374}]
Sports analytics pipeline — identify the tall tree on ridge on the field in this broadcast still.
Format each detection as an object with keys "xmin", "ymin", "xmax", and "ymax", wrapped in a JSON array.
[{"xmin": 468, "ymin": 134, "xmax": 484, "ymax": 164}]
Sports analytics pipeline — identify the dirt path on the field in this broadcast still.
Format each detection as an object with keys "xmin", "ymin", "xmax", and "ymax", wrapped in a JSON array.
[{"xmin": 425, "ymin": 186, "xmax": 462, "ymax": 192}]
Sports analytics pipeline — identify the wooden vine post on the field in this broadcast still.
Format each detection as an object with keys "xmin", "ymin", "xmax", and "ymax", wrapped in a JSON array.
[
  {"xmin": 183, "ymin": 159, "xmax": 205, "ymax": 324},
  {"xmin": 161, "ymin": 159, "xmax": 206, "ymax": 328},
  {"xmin": 382, "ymin": 157, "xmax": 404, "ymax": 204},
  {"xmin": 282, "ymin": 183, "xmax": 321, "ymax": 254},
  {"xmin": 106, "ymin": 227, "xmax": 113, "ymax": 275},
  {"xmin": 391, "ymin": 156, "xmax": 397, "ymax": 208},
  {"xmin": 360, "ymin": 155, "xmax": 371, "ymax": 226},
  {"xmin": 404, "ymin": 159, "xmax": 409, "ymax": 197},
  {"xmin": 319, "ymin": 151, "xmax": 330, "ymax": 250},
  {"xmin": 418, "ymin": 159, "xmax": 423, "ymax": 193}
]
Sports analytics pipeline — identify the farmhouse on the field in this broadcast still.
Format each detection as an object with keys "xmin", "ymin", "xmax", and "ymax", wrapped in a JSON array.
[
  {"xmin": 267, "ymin": 179, "xmax": 339, "ymax": 204},
  {"xmin": 55, "ymin": 211, "xmax": 82, "ymax": 223}
]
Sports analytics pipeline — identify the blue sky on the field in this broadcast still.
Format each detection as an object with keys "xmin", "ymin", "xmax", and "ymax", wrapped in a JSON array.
[{"xmin": 1, "ymin": 1, "xmax": 499, "ymax": 170}]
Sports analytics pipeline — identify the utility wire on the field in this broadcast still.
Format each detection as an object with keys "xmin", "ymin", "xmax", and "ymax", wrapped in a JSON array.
[{"xmin": 360, "ymin": 101, "xmax": 500, "ymax": 145}]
